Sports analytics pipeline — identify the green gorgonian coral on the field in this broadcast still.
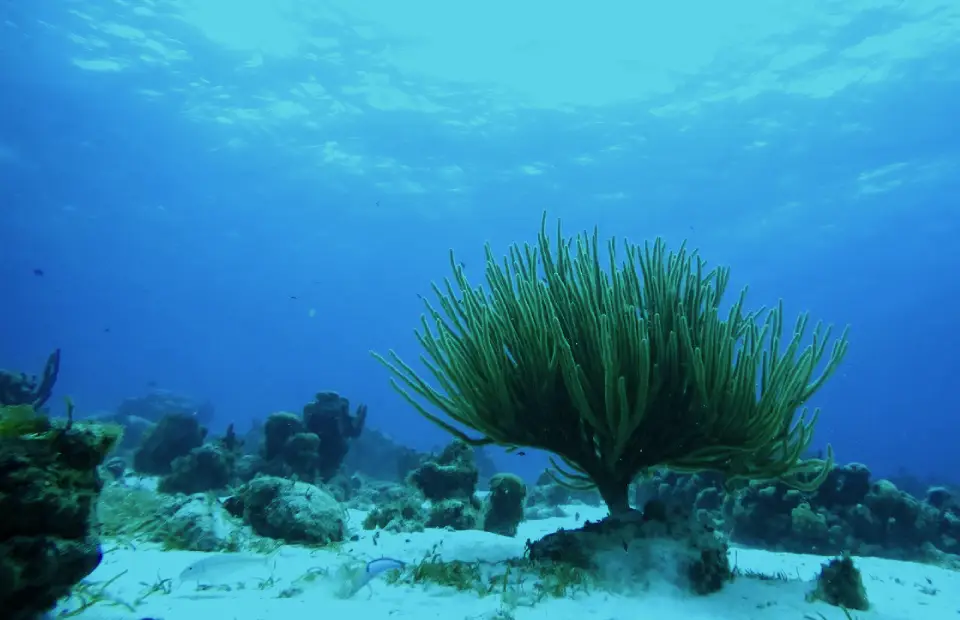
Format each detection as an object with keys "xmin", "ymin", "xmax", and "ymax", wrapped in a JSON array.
[{"xmin": 373, "ymin": 215, "xmax": 848, "ymax": 514}]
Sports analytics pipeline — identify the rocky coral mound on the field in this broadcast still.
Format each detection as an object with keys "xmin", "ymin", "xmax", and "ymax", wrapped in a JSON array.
[
  {"xmin": 0, "ymin": 402, "xmax": 121, "ymax": 620},
  {"xmin": 410, "ymin": 440, "xmax": 482, "ymax": 530},
  {"xmin": 639, "ymin": 462, "xmax": 960, "ymax": 562},
  {"xmin": 252, "ymin": 392, "xmax": 366, "ymax": 483},
  {"xmin": 526, "ymin": 499, "xmax": 731, "ymax": 595},
  {"xmin": 224, "ymin": 476, "xmax": 347, "ymax": 545}
]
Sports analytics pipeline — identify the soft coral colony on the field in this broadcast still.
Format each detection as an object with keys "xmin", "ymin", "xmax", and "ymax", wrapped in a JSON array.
[
  {"xmin": 374, "ymin": 213, "xmax": 849, "ymax": 590},
  {"xmin": 375, "ymin": 214, "xmax": 848, "ymax": 511}
]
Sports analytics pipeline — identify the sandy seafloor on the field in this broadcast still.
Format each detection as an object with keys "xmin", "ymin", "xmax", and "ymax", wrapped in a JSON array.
[{"xmin": 54, "ymin": 505, "xmax": 959, "ymax": 620}]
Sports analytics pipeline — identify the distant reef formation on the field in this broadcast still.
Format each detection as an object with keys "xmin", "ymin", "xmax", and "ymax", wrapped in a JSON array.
[
  {"xmin": 634, "ymin": 464, "xmax": 960, "ymax": 565},
  {"xmin": 116, "ymin": 389, "xmax": 216, "ymax": 425},
  {"xmin": 109, "ymin": 390, "xmax": 369, "ymax": 500}
]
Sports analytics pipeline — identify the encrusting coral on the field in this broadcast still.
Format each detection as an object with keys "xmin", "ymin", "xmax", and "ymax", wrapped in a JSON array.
[{"xmin": 374, "ymin": 214, "xmax": 849, "ymax": 516}]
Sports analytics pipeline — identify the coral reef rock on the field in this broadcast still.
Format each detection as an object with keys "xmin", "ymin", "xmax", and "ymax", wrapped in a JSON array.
[
  {"xmin": 98, "ymin": 483, "xmax": 255, "ymax": 552},
  {"xmin": 409, "ymin": 440, "xmax": 478, "ymax": 501},
  {"xmin": 409, "ymin": 440, "xmax": 482, "ymax": 531},
  {"xmin": 224, "ymin": 476, "xmax": 347, "ymax": 545},
  {"xmin": 526, "ymin": 500, "xmax": 731, "ymax": 596},
  {"xmin": 0, "ymin": 404, "xmax": 121, "ymax": 620},
  {"xmin": 482, "ymin": 473, "xmax": 527, "ymax": 536},
  {"xmin": 302, "ymin": 391, "xmax": 366, "ymax": 481},
  {"xmin": 158, "ymin": 443, "xmax": 233, "ymax": 495},
  {"xmin": 255, "ymin": 392, "xmax": 367, "ymax": 484},
  {"xmin": 162, "ymin": 494, "xmax": 248, "ymax": 552},
  {"xmin": 638, "ymin": 463, "xmax": 960, "ymax": 562},
  {"xmin": 132, "ymin": 413, "xmax": 206, "ymax": 475},
  {"xmin": 809, "ymin": 552, "xmax": 870, "ymax": 610}
]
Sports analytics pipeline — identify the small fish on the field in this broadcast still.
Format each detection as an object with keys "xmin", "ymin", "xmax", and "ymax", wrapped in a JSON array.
[
  {"xmin": 178, "ymin": 553, "xmax": 273, "ymax": 585},
  {"xmin": 342, "ymin": 557, "xmax": 405, "ymax": 598},
  {"xmin": 32, "ymin": 268, "xmax": 44, "ymax": 277}
]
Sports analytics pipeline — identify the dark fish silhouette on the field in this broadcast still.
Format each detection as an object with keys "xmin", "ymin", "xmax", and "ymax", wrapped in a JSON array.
[{"xmin": 33, "ymin": 268, "xmax": 44, "ymax": 276}]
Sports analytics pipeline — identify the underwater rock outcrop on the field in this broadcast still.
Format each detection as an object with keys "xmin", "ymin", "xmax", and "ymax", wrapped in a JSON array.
[
  {"xmin": 132, "ymin": 413, "xmax": 206, "ymax": 475},
  {"xmin": 98, "ymin": 482, "xmax": 264, "ymax": 553},
  {"xmin": 262, "ymin": 411, "xmax": 305, "ymax": 461},
  {"xmin": 224, "ymin": 475, "xmax": 347, "ymax": 545},
  {"xmin": 158, "ymin": 443, "xmax": 231, "ymax": 495},
  {"xmin": 0, "ymin": 348, "xmax": 60, "ymax": 409},
  {"xmin": 482, "ymin": 473, "xmax": 527, "ymax": 537},
  {"xmin": 808, "ymin": 553, "xmax": 870, "ymax": 610},
  {"xmin": 638, "ymin": 463, "xmax": 960, "ymax": 563},
  {"xmin": 157, "ymin": 423, "xmax": 242, "ymax": 495},
  {"xmin": 526, "ymin": 500, "xmax": 731, "ymax": 596},
  {"xmin": 0, "ymin": 401, "xmax": 122, "ymax": 620},
  {"xmin": 410, "ymin": 440, "xmax": 478, "ymax": 501},
  {"xmin": 410, "ymin": 440, "xmax": 482, "ymax": 530},
  {"xmin": 159, "ymin": 494, "xmax": 240, "ymax": 552},
  {"xmin": 303, "ymin": 392, "xmax": 367, "ymax": 481},
  {"xmin": 362, "ymin": 490, "xmax": 427, "ymax": 533},
  {"xmin": 255, "ymin": 392, "xmax": 366, "ymax": 483}
]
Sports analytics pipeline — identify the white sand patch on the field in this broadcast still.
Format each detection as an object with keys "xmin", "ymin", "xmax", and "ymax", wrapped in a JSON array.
[{"xmin": 56, "ymin": 504, "xmax": 959, "ymax": 620}]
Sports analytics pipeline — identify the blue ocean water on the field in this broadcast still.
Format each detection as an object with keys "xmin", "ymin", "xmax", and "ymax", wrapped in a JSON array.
[{"xmin": 2, "ymin": 0, "xmax": 958, "ymax": 490}]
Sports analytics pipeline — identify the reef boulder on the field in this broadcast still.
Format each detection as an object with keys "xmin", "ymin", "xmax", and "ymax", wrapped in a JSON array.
[
  {"xmin": 224, "ymin": 476, "xmax": 347, "ymax": 545},
  {"xmin": 132, "ymin": 413, "xmax": 206, "ymax": 475}
]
